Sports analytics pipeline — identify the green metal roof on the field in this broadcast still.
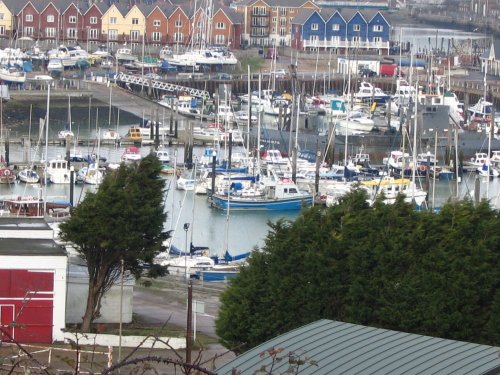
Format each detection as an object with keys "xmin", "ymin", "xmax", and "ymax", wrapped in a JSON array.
[{"xmin": 216, "ymin": 320, "xmax": 500, "ymax": 374}]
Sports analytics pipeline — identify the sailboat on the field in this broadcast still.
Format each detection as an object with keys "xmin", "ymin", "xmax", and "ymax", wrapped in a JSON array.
[{"xmin": 58, "ymin": 95, "xmax": 74, "ymax": 140}]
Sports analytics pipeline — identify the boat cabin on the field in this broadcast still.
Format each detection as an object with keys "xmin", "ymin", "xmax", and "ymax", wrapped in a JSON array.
[
  {"xmin": 2, "ymin": 197, "xmax": 44, "ymax": 217},
  {"xmin": 126, "ymin": 127, "xmax": 143, "ymax": 141}
]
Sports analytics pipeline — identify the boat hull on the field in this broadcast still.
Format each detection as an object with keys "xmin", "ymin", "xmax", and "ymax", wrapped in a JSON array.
[{"xmin": 211, "ymin": 194, "xmax": 313, "ymax": 211}]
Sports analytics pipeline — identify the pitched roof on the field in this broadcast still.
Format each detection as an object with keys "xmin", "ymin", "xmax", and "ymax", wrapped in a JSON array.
[
  {"xmin": 214, "ymin": 6, "xmax": 243, "ymax": 24},
  {"xmin": 238, "ymin": 0, "xmax": 312, "ymax": 8},
  {"xmin": 290, "ymin": 7, "xmax": 317, "ymax": 25},
  {"xmin": 217, "ymin": 320, "xmax": 500, "ymax": 375}
]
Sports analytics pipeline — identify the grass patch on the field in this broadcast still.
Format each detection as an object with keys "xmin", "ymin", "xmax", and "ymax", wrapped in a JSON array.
[{"xmin": 238, "ymin": 57, "xmax": 265, "ymax": 73}]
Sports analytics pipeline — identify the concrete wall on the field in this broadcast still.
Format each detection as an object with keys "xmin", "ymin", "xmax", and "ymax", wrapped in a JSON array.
[{"xmin": 66, "ymin": 264, "xmax": 135, "ymax": 325}]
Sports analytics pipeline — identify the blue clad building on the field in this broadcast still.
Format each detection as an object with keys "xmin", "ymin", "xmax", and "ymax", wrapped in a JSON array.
[{"xmin": 291, "ymin": 8, "xmax": 391, "ymax": 54}]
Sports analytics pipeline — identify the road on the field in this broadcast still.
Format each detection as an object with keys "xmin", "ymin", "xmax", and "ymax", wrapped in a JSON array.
[{"xmin": 133, "ymin": 276, "xmax": 225, "ymax": 339}]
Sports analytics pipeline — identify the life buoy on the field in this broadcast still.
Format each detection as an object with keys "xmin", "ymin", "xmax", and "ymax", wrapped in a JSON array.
[
  {"xmin": 419, "ymin": 165, "xmax": 426, "ymax": 173},
  {"xmin": 4, "ymin": 169, "xmax": 10, "ymax": 176}
]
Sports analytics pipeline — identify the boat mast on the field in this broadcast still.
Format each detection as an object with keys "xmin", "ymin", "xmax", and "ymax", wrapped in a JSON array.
[
  {"xmin": 44, "ymin": 83, "xmax": 51, "ymax": 214},
  {"xmin": 485, "ymin": 62, "xmax": 490, "ymax": 199},
  {"xmin": 411, "ymin": 80, "xmax": 418, "ymax": 203}
]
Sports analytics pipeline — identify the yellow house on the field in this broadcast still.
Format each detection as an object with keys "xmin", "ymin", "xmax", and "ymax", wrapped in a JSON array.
[
  {"xmin": 122, "ymin": 5, "xmax": 146, "ymax": 49},
  {"xmin": 0, "ymin": 1, "xmax": 13, "ymax": 41},
  {"xmin": 101, "ymin": 3, "xmax": 128, "ymax": 49}
]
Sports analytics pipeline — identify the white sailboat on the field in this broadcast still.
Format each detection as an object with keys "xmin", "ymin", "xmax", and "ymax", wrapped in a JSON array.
[{"xmin": 58, "ymin": 95, "xmax": 74, "ymax": 140}]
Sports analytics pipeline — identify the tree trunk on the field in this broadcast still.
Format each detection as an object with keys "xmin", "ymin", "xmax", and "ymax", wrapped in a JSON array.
[{"xmin": 81, "ymin": 280, "xmax": 101, "ymax": 333}]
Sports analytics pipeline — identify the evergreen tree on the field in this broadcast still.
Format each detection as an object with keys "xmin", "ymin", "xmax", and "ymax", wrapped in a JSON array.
[
  {"xmin": 216, "ymin": 190, "xmax": 500, "ymax": 352},
  {"xmin": 59, "ymin": 155, "xmax": 169, "ymax": 332}
]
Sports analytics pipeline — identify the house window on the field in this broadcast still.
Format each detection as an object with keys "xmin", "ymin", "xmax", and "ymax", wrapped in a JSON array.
[
  {"xmin": 252, "ymin": 6, "xmax": 266, "ymax": 16},
  {"xmin": 25, "ymin": 14, "xmax": 33, "ymax": 22},
  {"xmin": 132, "ymin": 18, "xmax": 139, "ymax": 25},
  {"xmin": 174, "ymin": 32, "xmax": 183, "ymax": 42},
  {"xmin": 353, "ymin": 24, "xmax": 360, "ymax": 31},
  {"xmin": 45, "ymin": 27, "xmax": 56, "ymax": 37},
  {"xmin": 215, "ymin": 34, "xmax": 225, "ymax": 44},
  {"xmin": 373, "ymin": 25, "xmax": 383, "ymax": 32},
  {"xmin": 310, "ymin": 35, "xmax": 319, "ymax": 43},
  {"xmin": 0, "ymin": 26, "xmax": 4, "ymax": 35},
  {"xmin": 47, "ymin": 15, "xmax": 54, "ymax": 23},
  {"xmin": 24, "ymin": 26, "xmax": 34, "ymax": 36},
  {"xmin": 151, "ymin": 31, "xmax": 161, "ymax": 41},
  {"xmin": 175, "ymin": 19, "xmax": 182, "ymax": 27},
  {"xmin": 89, "ymin": 28, "xmax": 99, "ymax": 39},
  {"xmin": 216, "ymin": 22, "xmax": 225, "ymax": 29},
  {"xmin": 69, "ymin": 16, "xmax": 76, "ymax": 23},
  {"xmin": 332, "ymin": 23, "xmax": 339, "ymax": 31},
  {"xmin": 90, "ymin": 16, "xmax": 97, "ymax": 24},
  {"xmin": 280, "ymin": 8, "xmax": 286, "ymax": 16},
  {"xmin": 280, "ymin": 17, "xmax": 286, "ymax": 26},
  {"xmin": 352, "ymin": 36, "xmax": 360, "ymax": 43},
  {"xmin": 110, "ymin": 17, "xmax": 117, "ymax": 25},
  {"xmin": 272, "ymin": 17, "xmax": 277, "ymax": 24},
  {"xmin": 311, "ymin": 23, "xmax": 319, "ymax": 31},
  {"xmin": 130, "ymin": 30, "xmax": 140, "ymax": 41},
  {"xmin": 153, "ymin": 19, "xmax": 161, "ymax": 27},
  {"xmin": 108, "ymin": 29, "xmax": 118, "ymax": 40},
  {"xmin": 279, "ymin": 27, "xmax": 286, "ymax": 36},
  {"xmin": 373, "ymin": 36, "xmax": 382, "ymax": 43},
  {"xmin": 0, "ymin": 13, "xmax": 4, "ymax": 20},
  {"xmin": 67, "ymin": 28, "xmax": 77, "ymax": 38}
]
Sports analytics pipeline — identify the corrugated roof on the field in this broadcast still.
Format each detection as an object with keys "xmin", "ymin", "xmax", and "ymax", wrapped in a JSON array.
[{"xmin": 216, "ymin": 320, "xmax": 500, "ymax": 375}]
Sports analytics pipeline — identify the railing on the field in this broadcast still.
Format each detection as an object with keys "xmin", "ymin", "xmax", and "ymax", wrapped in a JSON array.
[
  {"xmin": 302, "ymin": 40, "xmax": 390, "ymax": 49},
  {"xmin": 116, "ymin": 72, "xmax": 209, "ymax": 98}
]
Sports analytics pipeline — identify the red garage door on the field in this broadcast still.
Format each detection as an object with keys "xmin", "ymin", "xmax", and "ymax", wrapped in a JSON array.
[{"xmin": 0, "ymin": 269, "xmax": 54, "ymax": 343}]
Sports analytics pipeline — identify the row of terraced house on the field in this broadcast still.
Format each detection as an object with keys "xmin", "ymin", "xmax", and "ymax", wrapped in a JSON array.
[{"xmin": 0, "ymin": 0, "xmax": 391, "ymax": 54}]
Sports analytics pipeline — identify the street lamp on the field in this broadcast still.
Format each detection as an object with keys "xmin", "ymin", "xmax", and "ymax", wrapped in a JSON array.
[
  {"xmin": 86, "ymin": 26, "xmax": 90, "ymax": 53},
  {"xmin": 183, "ymin": 223, "xmax": 190, "ymax": 281}
]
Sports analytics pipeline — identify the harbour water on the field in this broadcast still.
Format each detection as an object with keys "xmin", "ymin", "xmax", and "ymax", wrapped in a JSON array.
[{"xmin": 2, "ymin": 134, "xmax": 500, "ymax": 258}]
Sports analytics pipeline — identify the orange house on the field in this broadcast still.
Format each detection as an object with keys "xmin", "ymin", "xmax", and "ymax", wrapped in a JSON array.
[
  {"xmin": 211, "ymin": 7, "xmax": 243, "ymax": 49},
  {"xmin": 144, "ymin": 4, "xmax": 169, "ymax": 46},
  {"xmin": 167, "ymin": 6, "xmax": 190, "ymax": 46}
]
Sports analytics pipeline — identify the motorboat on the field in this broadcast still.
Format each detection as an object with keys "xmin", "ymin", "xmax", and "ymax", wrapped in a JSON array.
[
  {"xmin": 354, "ymin": 81, "xmax": 390, "ymax": 104},
  {"xmin": 45, "ymin": 159, "xmax": 71, "ymax": 184},
  {"xmin": 154, "ymin": 149, "xmax": 170, "ymax": 163},
  {"xmin": 176, "ymin": 176, "xmax": 196, "ymax": 191},
  {"xmin": 47, "ymin": 45, "xmax": 89, "ymax": 68},
  {"xmin": 159, "ymin": 95, "xmax": 201, "ymax": 118},
  {"xmin": 0, "ymin": 67, "xmax": 26, "ymax": 84},
  {"xmin": 361, "ymin": 176, "xmax": 427, "ymax": 206},
  {"xmin": 166, "ymin": 48, "xmax": 237, "ymax": 69},
  {"xmin": 115, "ymin": 46, "xmax": 138, "ymax": 64},
  {"xmin": 78, "ymin": 164, "xmax": 104, "ymax": 185},
  {"xmin": 121, "ymin": 146, "xmax": 142, "ymax": 162},
  {"xmin": 468, "ymin": 97, "xmax": 493, "ymax": 122},
  {"xmin": 102, "ymin": 129, "xmax": 121, "ymax": 141},
  {"xmin": 211, "ymin": 179, "xmax": 313, "ymax": 211},
  {"xmin": 234, "ymin": 110, "xmax": 258, "ymax": 125},
  {"xmin": 334, "ymin": 110, "xmax": 375, "ymax": 135},
  {"xmin": 47, "ymin": 58, "xmax": 64, "ymax": 73},
  {"xmin": 17, "ymin": 168, "xmax": 40, "ymax": 184},
  {"xmin": 158, "ymin": 255, "xmax": 215, "ymax": 278}
]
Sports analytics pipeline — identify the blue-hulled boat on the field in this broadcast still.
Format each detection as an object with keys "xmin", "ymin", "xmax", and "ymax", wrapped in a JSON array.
[{"xmin": 211, "ymin": 180, "xmax": 313, "ymax": 211}]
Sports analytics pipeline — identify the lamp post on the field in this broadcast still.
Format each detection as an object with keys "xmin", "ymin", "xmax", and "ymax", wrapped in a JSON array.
[
  {"xmin": 86, "ymin": 26, "xmax": 90, "ymax": 53},
  {"xmin": 183, "ymin": 223, "xmax": 190, "ymax": 281}
]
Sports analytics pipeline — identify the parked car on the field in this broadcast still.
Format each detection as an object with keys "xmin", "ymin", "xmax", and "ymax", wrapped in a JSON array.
[
  {"xmin": 218, "ymin": 73, "xmax": 232, "ymax": 80},
  {"xmin": 359, "ymin": 68, "xmax": 377, "ymax": 78}
]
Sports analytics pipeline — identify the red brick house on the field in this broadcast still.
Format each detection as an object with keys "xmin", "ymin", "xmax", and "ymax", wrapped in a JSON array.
[
  {"xmin": 143, "ymin": 4, "xmax": 169, "ymax": 46},
  {"xmin": 17, "ymin": 1, "xmax": 39, "ymax": 40},
  {"xmin": 38, "ymin": 2, "xmax": 60, "ymax": 44},
  {"xmin": 60, "ymin": 2, "xmax": 83, "ymax": 44},
  {"xmin": 81, "ymin": 2, "xmax": 105, "ymax": 50},
  {"xmin": 212, "ymin": 6, "xmax": 243, "ymax": 49},
  {"xmin": 167, "ymin": 5, "xmax": 190, "ymax": 46}
]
